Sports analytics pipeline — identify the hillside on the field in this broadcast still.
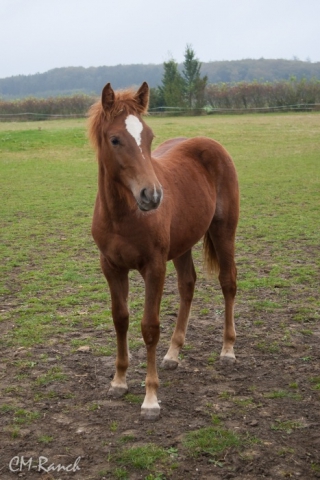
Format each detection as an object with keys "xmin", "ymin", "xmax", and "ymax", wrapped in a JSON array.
[{"xmin": 1, "ymin": 59, "xmax": 320, "ymax": 99}]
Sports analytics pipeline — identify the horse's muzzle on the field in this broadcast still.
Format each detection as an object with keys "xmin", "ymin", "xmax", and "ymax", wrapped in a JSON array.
[{"xmin": 138, "ymin": 186, "xmax": 163, "ymax": 211}]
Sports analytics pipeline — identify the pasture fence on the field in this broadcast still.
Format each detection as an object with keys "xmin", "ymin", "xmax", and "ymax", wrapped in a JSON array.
[
  {"xmin": 0, "ymin": 103, "xmax": 319, "ymax": 121},
  {"xmin": 148, "ymin": 104, "xmax": 320, "ymax": 116},
  {"xmin": 0, "ymin": 112, "xmax": 85, "ymax": 121}
]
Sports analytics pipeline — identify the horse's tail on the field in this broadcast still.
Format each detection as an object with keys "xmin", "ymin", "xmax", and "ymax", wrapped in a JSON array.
[{"xmin": 203, "ymin": 231, "xmax": 220, "ymax": 277}]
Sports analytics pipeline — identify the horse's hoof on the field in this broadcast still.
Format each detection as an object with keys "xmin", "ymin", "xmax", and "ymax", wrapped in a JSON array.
[
  {"xmin": 141, "ymin": 406, "xmax": 160, "ymax": 421},
  {"xmin": 108, "ymin": 385, "xmax": 128, "ymax": 398},
  {"xmin": 160, "ymin": 358, "xmax": 179, "ymax": 370},
  {"xmin": 220, "ymin": 354, "xmax": 236, "ymax": 365}
]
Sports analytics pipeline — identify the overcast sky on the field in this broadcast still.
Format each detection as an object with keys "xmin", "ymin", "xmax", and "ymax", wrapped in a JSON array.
[{"xmin": 1, "ymin": 0, "xmax": 319, "ymax": 79}]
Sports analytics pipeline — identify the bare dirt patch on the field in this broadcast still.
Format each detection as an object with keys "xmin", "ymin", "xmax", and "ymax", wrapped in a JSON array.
[
  {"xmin": 1, "ymin": 257, "xmax": 320, "ymax": 480},
  {"xmin": 0, "ymin": 270, "xmax": 320, "ymax": 480}
]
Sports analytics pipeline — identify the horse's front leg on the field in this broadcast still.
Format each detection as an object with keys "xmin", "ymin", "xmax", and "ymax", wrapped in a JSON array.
[
  {"xmin": 140, "ymin": 261, "xmax": 166, "ymax": 420},
  {"xmin": 100, "ymin": 255, "xmax": 130, "ymax": 397}
]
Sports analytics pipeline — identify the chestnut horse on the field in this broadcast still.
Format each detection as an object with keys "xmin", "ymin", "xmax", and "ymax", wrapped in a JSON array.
[{"xmin": 88, "ymin": 82, "xmax": 239, "ymax": 420}]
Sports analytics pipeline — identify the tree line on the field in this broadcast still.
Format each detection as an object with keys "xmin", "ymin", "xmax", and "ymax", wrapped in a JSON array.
[
  {"xmin": 0, "ymin": 47, "xmax": 319, "ymax": 119},
  {"xmin": 0, "ymin": 78, "xmax": 320, "ymax": 120},
  {"xmin": 0, "ymin": 95, "xmax": 95, "ymax": 120},
  {"xmin": 204, "ymin": 78, "xmax": 320, "ymax": 110},
  {"xmin": 1, "ymin": 57, "xmax": 320, "ymax": 100},
  {"xmin": 1, "ymin": 77, "xmax": 319, "ymax": 121},
  {"xmin": 149, "ymin": 46, "xmax": 320, "ymax": 111}
]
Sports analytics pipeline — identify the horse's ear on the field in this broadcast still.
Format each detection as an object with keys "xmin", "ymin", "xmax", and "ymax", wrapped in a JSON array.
[
  {"xmin": 101, "ymin": 83, "xmax": 115, "ymax": 113},
  {"xmin": 135, "ymin": 82, "xmax": 149, "ymax": 113}
]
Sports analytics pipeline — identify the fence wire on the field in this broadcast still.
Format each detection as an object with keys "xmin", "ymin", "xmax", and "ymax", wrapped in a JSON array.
[{"xmin": 0, "ymin": 104, "xmax": 319, "ymax": 120}]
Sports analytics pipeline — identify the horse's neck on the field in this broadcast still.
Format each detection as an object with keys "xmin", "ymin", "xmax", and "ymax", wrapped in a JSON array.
[{"xmin": 97, "ymin": 162, "xmax": 134, "ymax": 221}]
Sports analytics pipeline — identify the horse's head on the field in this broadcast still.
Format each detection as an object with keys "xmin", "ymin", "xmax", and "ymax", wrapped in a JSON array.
[{"xmin": 90, "ymin": 82, "xmax": 163, "ymax": 212}]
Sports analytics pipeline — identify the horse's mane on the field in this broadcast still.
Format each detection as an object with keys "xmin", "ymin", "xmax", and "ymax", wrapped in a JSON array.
[{"xmin": 88, "ymin": 88, "xmax": 148, "ymax": 150}]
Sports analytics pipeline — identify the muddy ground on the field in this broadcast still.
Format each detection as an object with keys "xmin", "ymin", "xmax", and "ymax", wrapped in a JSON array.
[{"xmin": 1, "ymin": 255, "xmax": 320, "ymax": 480}]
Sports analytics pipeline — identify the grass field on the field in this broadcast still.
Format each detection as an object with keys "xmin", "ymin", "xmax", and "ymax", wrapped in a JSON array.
[
  {"xmin": 1, "ymin": 114, "xmax": 319, "ymax": 347},
  {"xmin": 1, "ymin": 112, "xmax": 320, "ymax": 479}
]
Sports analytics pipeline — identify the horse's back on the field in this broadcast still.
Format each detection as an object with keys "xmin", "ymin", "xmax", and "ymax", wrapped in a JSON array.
[
  {"xmin": 152, "ymin": 137, "xmax": 187, "ymax": 158},
  {"xmin": 153, "ymin": 136, "xmax": 237, "ymax": 188},
  {"xmin": 154, "ymin": 136, "xmax": 231, "ymax": 163}
]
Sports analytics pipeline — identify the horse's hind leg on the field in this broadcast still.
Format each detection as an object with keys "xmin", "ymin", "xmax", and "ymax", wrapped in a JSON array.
[
  {"xmin": 161, "ymin": 250, "xmax": 196, "ymax": 370},
  {"xmin": 208, "ymin": 221, "xmax": 237, "ymax": 363}
]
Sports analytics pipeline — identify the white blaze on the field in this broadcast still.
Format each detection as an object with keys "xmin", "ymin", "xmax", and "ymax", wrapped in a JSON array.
[{"xmin": 125, "ymin": 114, "xmax": 143, "ymax": 146}]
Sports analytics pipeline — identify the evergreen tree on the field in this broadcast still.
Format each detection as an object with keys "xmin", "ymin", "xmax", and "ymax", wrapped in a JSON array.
[
  {"xmin": 148, "ymin": 87, "xmax": 164, "ymax": 110},
  {"xmin": 159, "ymin": 59, "xmax": 186, "ymax": 107},
  {"xmin": 182, "ymin": 45, "xmax": 208, "ymax": 108}
]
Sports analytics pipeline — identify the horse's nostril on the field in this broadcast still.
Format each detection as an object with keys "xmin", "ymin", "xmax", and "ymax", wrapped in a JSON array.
[
  {"xmin": 139, "ymin": 187, "xmax": 162, "ymax": 210},
  {"xmin": 140, "ymin": 188, "xmax": 150, "ymax": 204}
]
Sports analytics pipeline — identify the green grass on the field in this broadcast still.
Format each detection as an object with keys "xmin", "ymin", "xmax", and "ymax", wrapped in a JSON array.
[
  {"xmin": 311, "ymin": 463, "xmax": 320, "ymax": 473},
  {"xmin": 271, "ymin": 419, "xmax": 304, "ymax": 434},
  {"xmin": 35, "ymin": 367, "xmax": 67, "ymax": 385},
  {"xmin": 117, "ymin": 444, "xmax": 165, "ymax": 468},
  {"xmin": 4, "ymin": 408, "xmax": 41, "ymax": 425},
  {"xmin": 110, "ymin": 421, "xmax": 118, "ymax": 432},
  {"xmin": 1, "ymin": 113, "xmax": 319, "ymax": 352},
  {"xmin": 264, "ymin": 390, "xmax": 302, "ymax": 400},
  {"xmin": 182, "ymin": 426, "xmax": 241, "ymax": 460},
  {"xmin": 124, "ymin": 393, "xmax": 144, "ymax": 404},
  {"xmin": 38, "ymin": 435, "xmax": 54, "ymax": 444},
  {"xmin": 310, "ymin": 377, "xmax": 320, "ymax": 390},
  {"xmin": 110, "ymin": 440, "xmax": 178, "ymax": 477}
]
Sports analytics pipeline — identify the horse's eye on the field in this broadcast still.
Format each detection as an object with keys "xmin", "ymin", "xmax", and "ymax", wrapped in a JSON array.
[{"xmin": 111, "ymin": 137, "xmax": 120, "ymax": 146}]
